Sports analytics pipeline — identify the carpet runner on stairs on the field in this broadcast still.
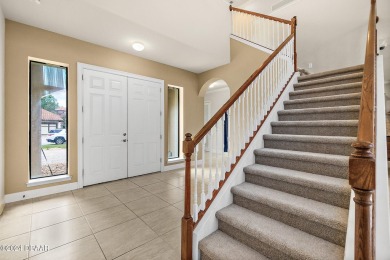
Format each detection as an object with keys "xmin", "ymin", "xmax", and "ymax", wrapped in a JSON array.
[{"xmin": 199, "ymin": 65, "xmax": 363, "ymax": 260}]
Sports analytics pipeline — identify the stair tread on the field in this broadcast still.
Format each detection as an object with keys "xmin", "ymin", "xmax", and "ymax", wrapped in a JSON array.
[
  {"xmin": 232, "ymin": 182, "xmax": 348, "ymax": 231},
  {"xmin": 298, "ymin": 65, "xmax": 364, "ymax": 82},
  {"xmin": 278, "ymin": 105, "xmax": 360, "ymax": 115},
  {"xmin": 290, "ymin": 82, "xmax": 361, "ymax": 96},
  {"xmin": 217, "ymin": 205, "xmax": 344, "ymax": 260},
  {"xmin": 200, "ymin": 230, "xmax": 269, "ymax": 260},
  {"xmin": 271, "ymin": 120, "xmax": 358, "ymax": 127},
  {"xmin": 244, "ymin": 164, "xmax": 350, "ymax": 194},
  {"xmin": 254, "ymin": 148, "xmax": 349, "ymax": 166},
  {"xmin": 284, "ymin": 92, "xmax": 361, "ymax": 105},
  {"xmin": 263, "ymin": 134, "xmax": 356, "ymax": 144},
  {"xmin": 294, "ymin": 72, "xmax": 363, "ymax": 88}
]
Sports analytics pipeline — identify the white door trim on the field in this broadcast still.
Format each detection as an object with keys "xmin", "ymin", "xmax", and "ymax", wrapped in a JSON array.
[{"xmin": 77, "ymin": 63, "xmax": 164, "ymax": 188}]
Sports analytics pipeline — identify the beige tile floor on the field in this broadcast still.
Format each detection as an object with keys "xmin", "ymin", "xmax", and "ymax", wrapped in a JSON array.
[{"xmin": 0, "ymin": 170, "xmax": 187, "ymax": 260}]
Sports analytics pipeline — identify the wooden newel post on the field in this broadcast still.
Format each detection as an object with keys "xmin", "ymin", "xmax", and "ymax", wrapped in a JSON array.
[
  {"xmin": 349, "ymin": 141, "xmax": 375, "ymax": 260},
  {"xmin": 182, "ymin": 133, "xmax": 194, "ymax": 260},
  {"xmin": 291, "ymin": 16, "xmax": 297, "ymax": 72}
]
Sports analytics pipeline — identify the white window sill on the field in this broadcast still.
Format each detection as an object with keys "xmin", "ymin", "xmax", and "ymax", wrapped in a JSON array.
[
  {"xmin": 27, "ymin": 175, "xmax": 72, "ymax": 187},
  {"xmin": 167, "ymin": 158, "xmax": 184, "ymax": 164}
]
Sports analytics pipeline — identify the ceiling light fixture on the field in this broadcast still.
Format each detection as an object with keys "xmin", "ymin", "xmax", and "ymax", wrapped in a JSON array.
[
  {"xmin": 132, "ymin": 42, "xmax": 145, "ymax": 52},
  {"xmin": 35, "ymin": 0, "xmax": 41, "ymax": 4}
]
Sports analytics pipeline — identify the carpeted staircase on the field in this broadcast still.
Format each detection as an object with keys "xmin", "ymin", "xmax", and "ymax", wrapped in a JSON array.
[{"xmin": 199, "ymin": 65, "xmax": 364, "ymax": 260}]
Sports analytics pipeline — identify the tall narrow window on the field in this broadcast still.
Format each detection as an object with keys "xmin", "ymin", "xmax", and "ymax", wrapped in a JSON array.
[
  {"xmin": 167, "ymin": 86, "xmax": 182, "ymax": 160},
  {"xmin": 29, "ymin": 60, "xmax": 68, "ymax": 179}
]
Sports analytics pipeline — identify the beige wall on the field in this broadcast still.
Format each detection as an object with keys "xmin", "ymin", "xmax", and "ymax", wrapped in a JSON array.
[
  {"xmin": 198, "ymin": 39, "xmax": 269, "ymax": 96},
  {"xmin": 5, "ymin": 20, "xmax": 203, "ymax": 194}
]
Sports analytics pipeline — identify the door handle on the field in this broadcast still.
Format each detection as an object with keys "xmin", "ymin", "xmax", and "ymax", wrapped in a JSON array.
[{"xmin": 122, "ymin": 139, "xmax": 127, "ymax": 142}]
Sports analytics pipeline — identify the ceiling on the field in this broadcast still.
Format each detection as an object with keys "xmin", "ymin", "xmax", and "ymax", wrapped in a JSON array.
[
  {"xmin": 0, "ymin": 0, "xmax": 232, "ymax": 73},
  {"xmin": 0, "ymin": 0, "xmax": 388, "ymax": 80}
]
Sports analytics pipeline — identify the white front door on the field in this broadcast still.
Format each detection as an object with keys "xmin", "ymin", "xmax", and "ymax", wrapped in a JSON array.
[
  {"xmin": 83, "ymin": 69, "xmax": 128, "ymax": 186},
  {"xmin": 128, "ymin": 77, "xmax": 162, "ymax": 177}
]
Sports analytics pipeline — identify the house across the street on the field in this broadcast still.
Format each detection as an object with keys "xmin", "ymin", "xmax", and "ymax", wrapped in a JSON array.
[{"xmin": 41, "ymin": 108, "xmax": 63, "ymax": 134}]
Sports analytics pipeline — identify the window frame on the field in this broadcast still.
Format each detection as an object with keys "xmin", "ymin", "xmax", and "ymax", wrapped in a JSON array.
[
  {"xmin": 167, "ymin": 85, "xmax": 184, "ymax": 162},
  {"xmin": 28, "ymin": 57, "xmax": 69, "ymax": 180}
]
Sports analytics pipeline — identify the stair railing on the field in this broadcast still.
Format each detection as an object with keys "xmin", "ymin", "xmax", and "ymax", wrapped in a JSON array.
[
  {"xmin": 181, "ymin": 6, "xmax": 297, "ymax": 260},
  {"xmin": 349, "ymin": 0, "xmax": 378, "ymax": 259}
]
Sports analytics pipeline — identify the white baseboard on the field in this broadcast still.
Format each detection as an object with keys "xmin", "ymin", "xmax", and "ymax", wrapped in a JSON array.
[
  {"xmin": 230, "ymin": 35, "xmax": 273, "ymax": 54},
  {"xmin": 163, "ymin": 163, "xmax": 185, "ymax": 172},
  {"xmin": 163, "ymin": 160, "xmax": 203, "ymax": 172},
  {"xmin": 4, "ymin": 182, "xmax": 79, "ymax": 204},
  {"xmin": 0, "ymin": 203, "xmax": 4, "ymax": 215}
]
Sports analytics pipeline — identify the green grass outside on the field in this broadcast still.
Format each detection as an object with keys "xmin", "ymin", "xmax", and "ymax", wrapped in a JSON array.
[{"xmin": 42, "ymin": 144, "xmax": 66, "ymax": 150}]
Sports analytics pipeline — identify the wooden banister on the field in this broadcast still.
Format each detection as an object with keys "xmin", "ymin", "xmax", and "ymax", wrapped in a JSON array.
[
  {"xmin": 181, "ymin": 133, "xmax": 194, "ymax": 260},
  {"xmin": 349, "ymin": 0, "xmax": 377, "ymax": 259},
  {"xmin": 193, "ymin": 33, "xmax": 294, "ymax": 146},
  {"xmin": 230, "ymin": 6, "xmax": 291, "ymax": 25},
  {"xmin": 291, "ymin": 16, "xmax": 298, "ymax": 72}
]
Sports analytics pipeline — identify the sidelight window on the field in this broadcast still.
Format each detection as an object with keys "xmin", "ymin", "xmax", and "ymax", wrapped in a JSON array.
[
  {"xmin": 29, "ymin": 59, "xmax": 68, "ymax": 179},
  {"xmin": 167, "ymin": 86, "xmax": 183, "ymax": 160}
]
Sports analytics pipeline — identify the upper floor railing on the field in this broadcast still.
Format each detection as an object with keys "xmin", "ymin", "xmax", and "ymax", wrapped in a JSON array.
[
  {"xmin": 230, "ymin": 6, "xmax": 292, "ymax": 51},
  {"xmin": 181, "ymin": 6, "xmax": 297, "ymax": 260},
  {"xmin": 348, "ymin": 0, "xmax": 378, "ymax": 259}
]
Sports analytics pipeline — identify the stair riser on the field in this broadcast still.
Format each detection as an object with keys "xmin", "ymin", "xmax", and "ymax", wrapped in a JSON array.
[
  {"xmin": 255, "ymin": 156, "xmax": 348, "ymax": 178},
  {"xmin": 233, "ymin": 195, "xmax": 346, "ymax": 246},
  {"xmin": 278, "ymin": 111, "xmax": 359, "ymax": 121},
  {"xmin": 290, "ymin": 86, "xmax": 361, "ymax": 100},
  {"xmin": 245, "ymin": 173, "xmax": 350, "ymax": 208},
  {"xmin": 294, "ymin": 78, "xmax": 362, "ymax": 91},
  {"xmin": 284, "ymin": 98, "xmax": 360, "ymax": 110},
  {"xmin": 264, "ymin": 139, "xmax": 354, "ymax": 156},
  {"xmin": 218, "ymin": 221, "xmax": 292, "ymax": 260},
  {"xmin": 298, "ymin": 70, "xmax": 363, "ymax": 83},
  {"xmin": 272, "ymin": 125, "xmax": 357, "ymax": 137}
]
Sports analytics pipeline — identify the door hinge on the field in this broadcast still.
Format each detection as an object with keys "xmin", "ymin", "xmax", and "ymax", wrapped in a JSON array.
[
  {"xmin": 82, "ymin": 169, "xmax": 84, "ymax": 177},
  {"xmin": 82, "ymin": 74, "xmax": 84, "ymax": 80},
  {"xmin": 160, "ymin": 158, "xmax": 162, "ymax": 163},
  {"xmin": 82, "ymin": 106, "xmax": 84, "ymax": 113},
  {"xmin": 160, "ymin": 111, "xmax": 162, "ymax": 116},
  {"xmin": 82, "ymin": 137, "xmax": 84, "ymax": 143},
  {"xmin": 160, "ymin": 134, "xmax": 162, "ymax": 139}
]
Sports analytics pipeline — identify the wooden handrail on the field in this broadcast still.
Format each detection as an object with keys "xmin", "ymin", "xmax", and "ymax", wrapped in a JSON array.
[
  {"xmin": 230, "ymin": 6, "xmax": 291, "ymax": 25},
  {"xmin": 349, "ymin": 0, "xmax": 377, "ymax": 259},
  {"xmin": 193, "ymin": 33, "xmax": 294, "ymax": 145}
]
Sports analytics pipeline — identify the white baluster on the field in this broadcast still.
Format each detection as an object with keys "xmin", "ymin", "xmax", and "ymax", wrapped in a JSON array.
[
  {"xmin": 227, "ymin": 109, "xmax": 232, "ymax": 171},
  {"xmin": 232, "ymin": 11, "xmax": 235, "ymax": 35},
  {"xmin": 237, "ymin": 97, "xmax": 241, "ymax": 158},
  {"xmin": 253, "ymin": 79, "xmax": 257, "ymax": 130},
  {"xmin": 193, "ymin": 145, "xmax": 198, "ymax": 222},
  {"xmin": 208, "ymin": 131, "xmax": 213, "ymax": 200},
  {"xmin": 200, "ymin": 139, "xmax": 206, "ymax": 211},
  {"xmin": 272, "ymin": 21, "xmax": 275, "ymax": 49},
  {"xmin": 215, "ymin": 123, "xmax": 219, "ymax": 189},
  {"xmin": 251, "ymin": 82, "xmax": 255, "ymax": 131},
  {"xmin": 254, "ymin": 18, "xmax": 258, "ymax": 43},
  {"xmin": 262, "ymin": 70, "xmax": 265, "ymax": 115},
  {"xmin": 268, "ymin": 19, "xmax": 271, "ymax": 49},
  {"xmin": 246, "ymin": 89, "xmax": 250, "ymax": 143},
  {"xmin": 221, "ymin": 117, "xmax": 225, "ymax": 181}
]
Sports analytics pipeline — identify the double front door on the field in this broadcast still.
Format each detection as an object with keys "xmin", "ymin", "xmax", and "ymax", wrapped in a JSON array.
[{"xmin": 83, "ymin": 69, "xmax": 162, "ymax": 186}]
